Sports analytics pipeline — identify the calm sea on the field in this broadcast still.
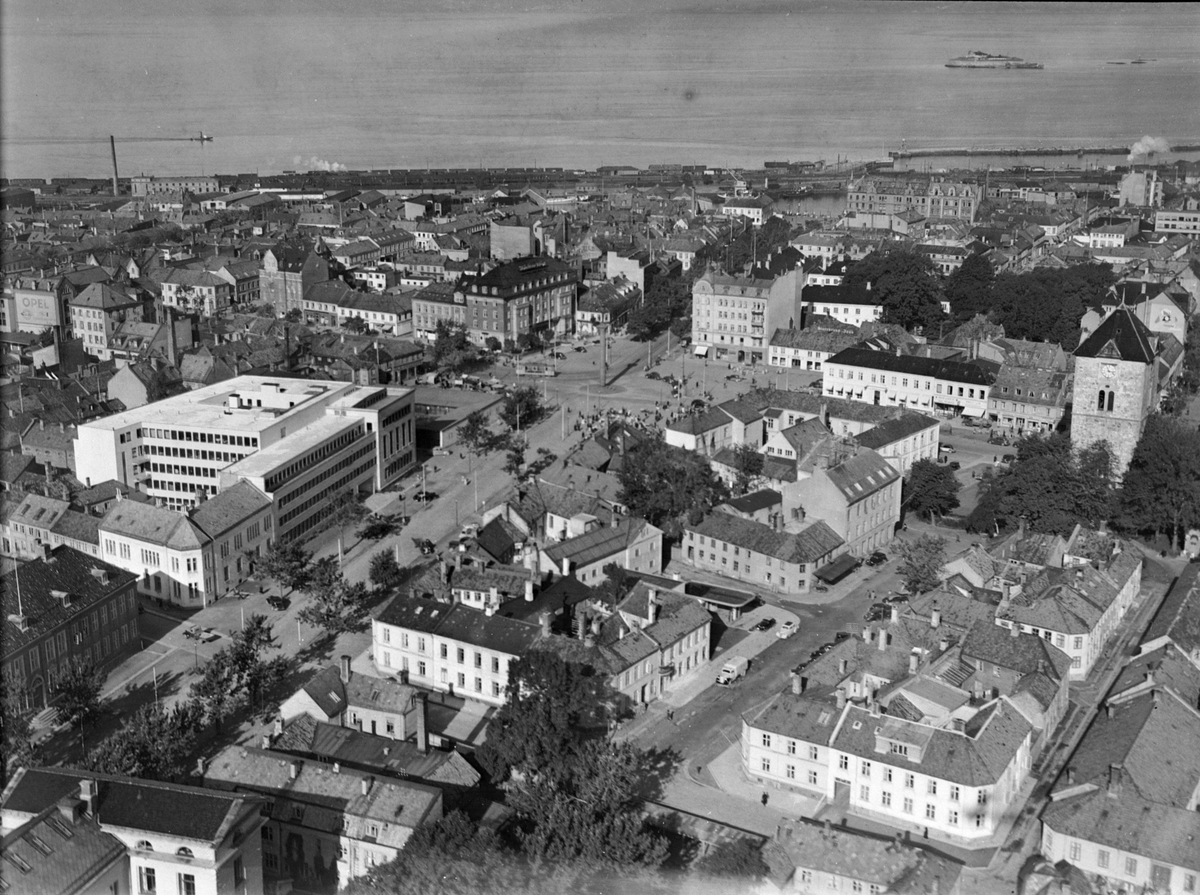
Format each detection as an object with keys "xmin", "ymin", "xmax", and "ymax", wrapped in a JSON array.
[{"xmin": 2, "ymin": 0, "xmax": 1199, "ymax": 180}]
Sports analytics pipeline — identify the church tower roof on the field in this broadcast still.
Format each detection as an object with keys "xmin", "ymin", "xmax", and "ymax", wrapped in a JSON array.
[{"xmin": 1075, "ymin": 306, "xmax": 1156, "ymax": 365}]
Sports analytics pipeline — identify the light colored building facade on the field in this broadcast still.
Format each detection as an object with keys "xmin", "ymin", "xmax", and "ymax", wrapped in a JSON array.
[
  {"xmin": 1154, "ymin": 208, "xmax": 1200, "ymax": 236},
  {"xmin": 75, "ymin": 377, "xmax": 416, "ymax": 539},
  {"xmin": 823, "ymin": 347, "xmax": 994, "ymax": 420},
  {"xmin": 458, "ymin": 255, "xmax": 578, "ymax": 345},
  {"xmin": 803, "ymin": 283, "xmax": 884, "ymax": 327},
  {"xmin": 692, "ymin": 268, "xmax": 804, "ymax": 364},
  {"xmin": 160, "ymin": 268, "xmax": 236, "ymax": 317},
  {"xmin": 70, "ymin": 283, "xmax": 146, "ymax": 357},
  {"xmin": 846, "ymin": 179, "xmax": 981, "ymax": 222}
]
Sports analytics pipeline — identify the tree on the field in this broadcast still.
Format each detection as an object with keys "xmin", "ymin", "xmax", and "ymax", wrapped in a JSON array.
[
  {"xmin": 227, "ymin": 614, "xmax": 286, "ymax": 717},
  {"xmin": 298, "ymin": 559, "xmax": 370, "ymax": 637},
  {"xmin": 190, "ymin": 652, "xmax": 238, "ymax": 733},
  {"xmin": 82, "ymin": 701, "xmax": 202, "ymax": 782},
  {"xmin": 1, "ymin": 679, "xmax": 35, "ymax": 771},
  {"xmin": 945, "ymin": 252, "xmax": 994, "ymax": 323},
  {"xmin": 903, "ymin": 459, "xmax": 961, "ymax": 522},
  {"xmin": 896, "ymin": 534, "xmax": 947, "ymax": 595},
  {"xmin": 458, "ymin": 410, "xmax": 492, "ymax": 453},
  {"xmin": 432, "ymin": 320, "xmax": 477, "ymax": 371},
  {"xmin": 1116, "ymin": 414, "xmax": 1200, "ymax": 550},
  {"xmin": 485, "ymin": 336, "xmax": 502, "ymax": 353},
  {"xmin": 509, "ymin": 739, "xmax": 669, "ymax": 868},
  {"xmin": 369, "ymin": 549, "xmax": 404, "ymax": 591},
  {"xmin": 55, "ymin": 658, "xmax": 103, "ymax": 733},
  {"xmin": 258, "ymin": 540, "xmax": 312, "ymax": 598},
  {"xmin": 344, "ymin": 314, "xmax": 367, "ymax": 334},
  {"xmin": 327, "ymin": 490, "xmax": 369, "ymax": 565},
  {"xmin": 730, "ymin": 443, "xmax": 765, "ymax": 496},
  {"xmin": 844, "ymin": 247, "xmax": 945, "ymax": 333},
  {"xmin": 696, "ymin": 838, "xmax": 768, "ymax": 880},
  {"xmin": 358, "ymin": 517, "xmax": 396, "ymax": 541},
  {"xmin": 1074, "ymin": 441, "xmax": 1117, "ymax": 528},
  {"xmin": 617, "ymin": 436, "xmax": 729, "ymax": 539},
  {"xmin": 500, "ymin": 385, "xmax": 544, "ymax": 432},
  {"xmin": 504, "ymin": 438, "xmax": 526, "ymax": 478},
  {"xmin": 477, "ymin": 650, "xmax": 614, "ymax": 784}
]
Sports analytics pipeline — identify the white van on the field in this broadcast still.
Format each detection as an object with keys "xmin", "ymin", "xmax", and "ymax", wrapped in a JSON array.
[{"xmin": 715, "ymin": 656, "xmax": 749, "ymax": 686}]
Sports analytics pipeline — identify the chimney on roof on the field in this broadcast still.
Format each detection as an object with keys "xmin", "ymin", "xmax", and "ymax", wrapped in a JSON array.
[
  {"xmin": 647, "ymin": 588, "xmax": 659, "ymax": 624},
  {"xmin": 791, "ymin": 672, "xmax": 802, "ymax": 696},
  {"xmin": 340, "ymin": 655, "xmax": 351, "ymax": 684},
  {"xmin": 839, "ymin": 658, "xmax": 848, "ymax": 675},
  {"xmin": 909, "ymin": 653, "xmax": 919, "ymax": 674},
  {"xmin": 1037, "ymin": 658, "xmax": 1046, "ymax": 675},
  {"xmin": 1010, "ymin": 623, "xmax": 1020, "ymax": 638},
  {"xmin": 290, "ymin": 761, "xmax": 300, "ymax": 779},
  {"xmin": 1066, "ymin": 766, "xmax": 1075, "ymax": 786},
  {"xmin": 539, "ymin": 610, "xmax": 552, "ymax": 636},
  {"xmin": 930, "ymin": 606, "xmax": 941, "ymax": 630},
  {"xmin": 890, "ymin": 605, "xmax": 899, "ymax": 624},
  {"xmin": 878, "ymin": 629, "xmax": 888, "ymax": 651},
  {"xmin": 938, "ymin": 637, "xmax": 948, "ymax": 652},
  {"xmin": 78, "ymin": 779, "xmax": 98, "ymax": 816},
  {"xmin": 361, "ymin": 776, "xmax": 373, "ymax": 796},
  {"xmin": 1107, "ymin": 763, "xmax": 1123, "ymax": 796},
  {"xmin": 485, "ymin": 603, "xmax": 494, "ymax": 617},
  {"xmin": 261, "ymin": 734, "xmax": 271, "ymax": 750},
  {"xmin": 415, "ymin": 693, "xmax": 428, "ymax": 753},
  {"xmin": 870, "ymin": 701, "xmax": 881, "ymax": 718},
  {"xmin": 836, "ymin": 688, "xmax": 846, "ymax": 708}
]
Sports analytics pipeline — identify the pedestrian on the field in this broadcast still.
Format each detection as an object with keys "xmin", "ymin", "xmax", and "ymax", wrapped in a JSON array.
[
  {"xmin": 761, "ymin": 792, "xmax": 769, "ymax": 806},
  {"xmin": 667, "ymin": 708, "xmax": 674, "ymax": 722},
  {"xmin": 923, "ymin": 827, "xmax": 929, "ymax": 839}
]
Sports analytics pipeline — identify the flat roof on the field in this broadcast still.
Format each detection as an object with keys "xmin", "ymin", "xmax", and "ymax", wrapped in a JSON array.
[
  {"xmin": 79, "ymin": 376, "xmax": 353, "ymax": 434},
  {"xmin": 224, "ymin": 415, "xmax": 364, "ymax": 480}
]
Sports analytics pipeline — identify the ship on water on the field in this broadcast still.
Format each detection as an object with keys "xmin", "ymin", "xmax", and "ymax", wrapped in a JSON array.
[{"xmin": 946, "ymin": 50, "xmax": 1044, "ymax": 69}]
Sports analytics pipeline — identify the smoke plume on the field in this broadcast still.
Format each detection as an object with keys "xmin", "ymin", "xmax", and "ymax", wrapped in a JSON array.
[
  {"xmin": 1127, "ymin": 136, "xmax": 1170, "ymax": 162},
  {"xmin": 293, "ymin": 155, "xmax": 348, "ymax": 172}
]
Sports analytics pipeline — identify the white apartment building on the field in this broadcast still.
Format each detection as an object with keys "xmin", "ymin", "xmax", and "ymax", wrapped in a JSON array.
[
  {"xmin": 99, "ymin": 481, "xmax": 273, "ymax": 607},
  {"xmin": 803, "ymin": 283, "xmax": 884, "ymax": 327},
  {"xmin": 1154, "ymin": 208, "xmax": 1200, "ymax": 236},
  {"xmin": 744, "ymin": 691, "xmax": 1034, "ymax": 843},
  {"xmin": 692, "ymin": 268, "xmax": 804, "ymax": 365},
  {"xmin": 75, "ymin": 376, "xmax": 416, "ymax": 541},
  {"xmin": 823, "ymin": 347, "xmax": 994, "ymax": 419}
]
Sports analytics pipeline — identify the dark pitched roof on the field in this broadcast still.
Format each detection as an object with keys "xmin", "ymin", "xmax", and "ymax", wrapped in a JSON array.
[
  {"xmin": 0, "ymin": 804, "xmax": 125, "ymax": 895},
  {"xmin": 1141, "ymin": 563, "xmax": 1200, "ymax": 657},
  {"xmin": 854, "ymin": 411, "xmax": 940, "ymax": 451},
  {"xmin": 1, "ymin": 546, "xmax": 137, "ymax": 655},
  {"xmin": 960, "ymin": 619, "xmax": 1072, "ymax": 681},
  {"xmin": 1074, "ymin": 306, "xmax": 1156, "ymax": 364},
  {"xmin": 1, "ymin": 767, "xmax": 256, "ymax": 842},
  {"xmin": 686, "ymin": 512, "xmax": 844, "ymax": 564},
  {"xmin": 722, "ymin": 489, "xmax": 783, "ymax": 514},
  {"xmin": 826, "ymin": 346, "xmax": 996, "ymax": 386}
]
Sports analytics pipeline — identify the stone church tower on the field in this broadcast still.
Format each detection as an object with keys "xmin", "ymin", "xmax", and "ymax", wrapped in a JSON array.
[{"xmin": 1070, "ymin": 306, "xmax": 1159, "ymax": 477}]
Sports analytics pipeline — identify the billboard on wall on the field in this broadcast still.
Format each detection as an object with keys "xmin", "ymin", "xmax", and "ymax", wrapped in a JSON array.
[
  {"xmin": 32, "ymin": 343, "xmax": 59, "ymax": 369},
  {"xmin": 16, "ymin": 291, "xmax": 60, "ymax": 329}
]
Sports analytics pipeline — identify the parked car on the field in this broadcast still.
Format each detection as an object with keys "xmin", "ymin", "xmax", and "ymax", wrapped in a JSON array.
[
  {"xmin": 752, "ymin": 617, "xmax": 776, "ymax": 632},
  {"xmin": 460, "ymin": 523, "xmax": 479, "ymax": 539},
  {"xmin": 553, "ymin": 351, "xmax": 567, "ymax": 359},
  {"xmin": 413, "ymin": 537, "xmax": 436, "ymax": 554},
  {"xmin": 1002, "ymin": 453, "xmax": 1016, "ymax": 464},
  {"xmin": 938, "ymin": 444, "xmax": 955, "ymax": 453},
  {"xmin": 267, "ymin": 596, "xmax": 290, "ymax": 610},
  {"xmin": 776, "ymin": 620, "xmax": 798, "ymax": 639},
  {"xmin": 884, "ymin": 594, "xmax": 909, "ymax": 605},
  {"xmin": 834, "ymin": 631, "xmax": 852, "ymax": 642},
  {"xmin": 413, "ymin": 490, "xmax": 438, "ymax": 503},
  {"xmin": 949, "ymin": 461, "xmax": 961, "ymax": 471},
  {"xmin": 573, "ymin": 345, "xmax": 587, "ymax": 353},
  {"xmin": 863, "ymin": 602, "xmax": 889, "ymax": 622},
  {"xmin": 645, "ymin": 370, "xmax": 661, "ymax": 380},
  {"xmin": 866, "ymin": 551, "xmax": 888, "ymax": 567},
  {"xmin": 809, "ymin": 643, "xmax": 835, "ymax": 661}
]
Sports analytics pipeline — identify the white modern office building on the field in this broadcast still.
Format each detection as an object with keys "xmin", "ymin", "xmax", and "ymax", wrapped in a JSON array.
[{"xmin": 75, "ymin": 376, "xmax": 416, "ymax": 543}]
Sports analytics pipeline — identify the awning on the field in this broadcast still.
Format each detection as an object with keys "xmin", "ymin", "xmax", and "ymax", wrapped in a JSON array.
[
  {"xmin": 887, "ymin": 391, "xmax": 897, "ymax": 400},
  {"xmin": 694, "ymin": 346, "xmax": 710, "ymax": 357},
  {"xmin": 962, "ymin": 407, "xmax": 984, "ymax": 418},
  {"xmin": 815, "ymin": 553, "xmax": 859, "ymax": 583}
]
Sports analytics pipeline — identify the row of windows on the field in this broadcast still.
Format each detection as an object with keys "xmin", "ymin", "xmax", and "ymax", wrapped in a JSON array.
[
  {"xmin": 278, "ymin": 443, "xmax": 374, "ymax": 511},
  {"xmin": 143, "ymin": 445, "xmax": 247, "ymax": 464},
  {"xmin": 265, "ymin": 427, "xmax": 363, "ymax": 494},
  {"xmin": 139, "ymin": 428, "xmax": 258, "ymax": 448},
  {"xmin": 279, "ymin": 456, "xmax": 375, "ymax": 529}
]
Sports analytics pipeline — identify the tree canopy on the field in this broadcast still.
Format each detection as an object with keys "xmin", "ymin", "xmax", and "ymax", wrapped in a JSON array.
[
  {"xmin": 844, "ymin": 247, "xmax": 946, "ymax": 333},
  {"xmin": 298, "ymin": 557, "xmax": 370, "ymax": 636},
  {"xmin": 258, "ymin": 540, "xmax": 312, "ymax": 596},
  {"xmin": 944, "ymin": 252, "xmax": 995, "ymax": 322},
  {"xmin": 500, "ymin": 386, "xmax": 544, "ymax": 432},
  {"xmin": 432, "ymin": 320, "xmax": 478, "ymax": 371},
  {"xmin": 903, "ymin": 459, "xmax": 962, "ymax": 522},
  {"xmin": 617, "ymin": 436, "xmax": 729, "ymax": 538},
  {"xmin": 55, "ymin": 659, "xmax": 103, "ymax": 732},
  {"xmin": 82, "ymin": 702, "xmax": 203, "ymax": 782},
  {"xmin": 966, "ymin": 433, "xmax": 1116, "ymax": 536},
  {"xmin": 896, "ymin": 534, "xmax": 947, "ymax": 595},
  {"xmin": 1115, "ymin": 414, "xmax": 1200, "ymax": 550}
]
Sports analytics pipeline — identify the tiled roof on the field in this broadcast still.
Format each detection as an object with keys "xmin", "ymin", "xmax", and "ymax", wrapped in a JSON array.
[
  {"xmin": 745, "ymin": 689, "xmax": 843, "ymax": 743},
  {"xmin": 203, "ymin": 745, "xmax": 441, "ymax": 840},
  {"xmin": 826, "ymin": 347, "xmax": 996, "ymax": 386},
  {"xmin": 1, "ymin": 546, "xmax": 136, "ymax": 655},
  {"xmin": 960, "ymin": 620, "xmax": 1072, "ymax": 681},
  {"xmin": 1042, "ymin": 788, "xmax": 1200, "ymax": 872},
  {"xmin": 804, "ymin": 283, "xmax": 884, "ymax": 307},
  {"xmin": 541, "ymin": 518, "xmax": 655, "ymax": 568},
  {"xmin": 1109, "ymin": 643, "xmax": 1200, "ymax": 709},
  {"xmin": 769, "ymin": 327, "xmax": 859, "ymax": 354},
  {"xmin": 0, "ymin": 805, "xmax": 126, "ymax": 895},
  {"xmin": 686, "ymin": 512, "xmax": 844, "ymax": 564},
  {"xmin": 1074, "ymin": 306, "xmax": 1156, "ymax": 364},
  {"xmin": 1141, "ymin": 563, "xmax": 1200, "ymax": 657},
  {"xmin": 722, "ymin": 489, "xmax": 783, "ymax": 514},
  {"xmin": 373, "ymin": 595, "xmax": 453, "ymax": 633},
  {"xmin": 853, "ymin": 411, "xmax": 939, "ymax": 451},
  {"xmin": 823, "ymin": 449, "xmax": 900, "ymax": 505},
  {"xmin": 1, "ymin": 767, "xmax": 257, "ymax": 842},
  {"xmin": 1053, "ymin": 688, "xmax": 1200, "ymax": 807},
  {"xmin": 100, "ymin": 500, "xmax": 207, "ymax": 551},
  {"xmin": 832, "ymin": 699, "xmax": 1032, "ymax": 787},
  {"xmin": 664, "ymin": 405, "xmax": 733, "ymax": 436},
  {"xmin": 189, "ymin": 481, "xmax": 270, "ymax": 538}
]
